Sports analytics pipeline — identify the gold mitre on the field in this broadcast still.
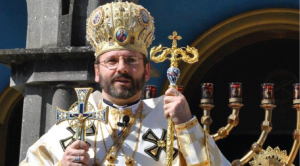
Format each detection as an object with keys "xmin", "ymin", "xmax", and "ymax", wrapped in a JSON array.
[{"xmin": 86, "ymin": 1, "xmax": 155, "ymax": 58}]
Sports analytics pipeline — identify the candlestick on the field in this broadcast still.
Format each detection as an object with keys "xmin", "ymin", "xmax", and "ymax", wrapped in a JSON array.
[
  {"xmin": 144, "ymin": 85, "xmax": 157, "ymax": 99},
  {"xmin": 261, "ymin": 83, "xmax": 275, "ymax": 104},
  {"xmin": 200, "ymin": 83, "xmax": 214, "ymax": 133},
  {"xmin": 201, "ymin": 83, "xmax": 214, "ymax": 104},
  {"xmin": 293, "ymin": 83, "xmax": 300, "ymax": 104},
  {"xmin": 229, "ymin": 82, "xmax": 242, "ymax": 103},
  {"xmin": 211, "ymin": 82, "xmax": 243, "ymax": 141},
  {"xmin": 285, "ymin": 83, "xmax": 300, "ymax": 165}
]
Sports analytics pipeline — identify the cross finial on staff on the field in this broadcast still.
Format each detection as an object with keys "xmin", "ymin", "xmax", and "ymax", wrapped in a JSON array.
[{"xmin": 168, "ymin": 31, "xmax": 182, "ymax": 49}]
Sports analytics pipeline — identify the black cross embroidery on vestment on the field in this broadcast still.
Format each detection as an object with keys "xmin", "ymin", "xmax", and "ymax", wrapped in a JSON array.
[{"xmin": 142, "ymin": 129, "xmax": 178, "ymax": 161}]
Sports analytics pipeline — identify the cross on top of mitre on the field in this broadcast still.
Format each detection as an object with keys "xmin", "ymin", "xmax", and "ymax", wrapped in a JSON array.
[{"xmin": 168, "ymin": 31, "xmax": 182, "ymax": 49}]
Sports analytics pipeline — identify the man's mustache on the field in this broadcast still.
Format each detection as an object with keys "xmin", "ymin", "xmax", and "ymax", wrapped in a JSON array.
[{"xmin": 111, "ymin": 73, "xmax": 134, "ymax": 83}]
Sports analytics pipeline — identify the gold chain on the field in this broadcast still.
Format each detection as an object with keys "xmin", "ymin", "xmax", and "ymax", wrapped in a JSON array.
[
  {"xmin": 93, "ymin": 120, "xmax": 102, "ymax": 166},
  {"xmin": 93, "ymin": 100, "xmax": 143, "ymax": 166},
  {"xmin": 121, "ymin": 105, "xmax": 143, "ymax": 166}
]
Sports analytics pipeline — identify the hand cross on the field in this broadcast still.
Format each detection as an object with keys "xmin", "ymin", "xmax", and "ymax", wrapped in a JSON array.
[{"xmin": 56, "ymin": 88, "xmax": 108, "ymax": 141}]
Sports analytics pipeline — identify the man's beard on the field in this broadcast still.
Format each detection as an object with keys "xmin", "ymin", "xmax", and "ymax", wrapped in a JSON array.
[{"xmin": 100, "ymin": 72, "xmax": 146, "ymax": 99}]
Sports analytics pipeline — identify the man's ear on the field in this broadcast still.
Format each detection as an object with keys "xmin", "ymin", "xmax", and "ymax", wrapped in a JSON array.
[
  {"xmin": 94, "ymin": 64, "xmax": 100, "ymax": 82},
  {"xmin": 145, "ymin": 63, "xmax": 150, "ymax": 81}
]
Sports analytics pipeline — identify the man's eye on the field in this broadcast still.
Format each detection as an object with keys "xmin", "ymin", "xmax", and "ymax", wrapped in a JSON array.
[
  {"xmin": 126, "ymin": 57, "xmax": 138, "ymax": 64},
  {"xmin": 106, "ymin": 58, "xmax": 118, "ymax": 64}
]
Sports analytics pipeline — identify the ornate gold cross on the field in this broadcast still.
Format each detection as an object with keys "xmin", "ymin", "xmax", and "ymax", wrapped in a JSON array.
[{"xmin": 56, "ymin": 88, "xmax": 108, "ymax": 141}]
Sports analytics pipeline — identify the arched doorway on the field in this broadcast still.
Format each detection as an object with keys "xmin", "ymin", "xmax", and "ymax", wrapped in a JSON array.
[
  {"xmin": 161, "ymin": 8, "xmax": 299, "ymax": 164},
  {"xmin": 0, "ymin": 87, "xmax": 23, "ymax": 166},
  {"xmin": 5, "ymin": 95, "xmax": 24, "ymax": 166}
]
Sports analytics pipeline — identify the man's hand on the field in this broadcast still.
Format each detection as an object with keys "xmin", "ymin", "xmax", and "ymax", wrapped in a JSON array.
[
  {"xmin": 61, "ymin": 140, "xmax": 90, "ymax": 166},
  {"xmin": 164, "ymin": 87, "xmax": 192, "ymax": 125}
]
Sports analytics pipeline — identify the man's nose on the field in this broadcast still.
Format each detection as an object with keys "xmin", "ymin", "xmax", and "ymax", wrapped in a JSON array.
[{"xmin": 116, "ymin": 58, "xmax": 129, "ymax": 73}]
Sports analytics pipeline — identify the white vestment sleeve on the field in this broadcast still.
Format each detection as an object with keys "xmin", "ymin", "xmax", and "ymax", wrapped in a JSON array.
[
  {"xmin": 175, "ymin": 117, "xmax": 231, "ymax": 166},
  {"xmin": 19, "ymin": 122, "xmax": 69, "ymax": 166}
]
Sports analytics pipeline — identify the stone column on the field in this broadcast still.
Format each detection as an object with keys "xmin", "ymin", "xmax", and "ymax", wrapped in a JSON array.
[
  {"xmin": 18, "ymin": 83, "xmax": 80, "ymax": 162},
  {"xmin": 19, "ymin": 85, "xmax": 43, "ymax": 162}
]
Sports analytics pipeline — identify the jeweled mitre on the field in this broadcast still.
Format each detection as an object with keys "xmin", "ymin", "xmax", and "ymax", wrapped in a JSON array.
[{"xmin": 86, "ymin": 1, "xmax": 155, "ymax": 57}]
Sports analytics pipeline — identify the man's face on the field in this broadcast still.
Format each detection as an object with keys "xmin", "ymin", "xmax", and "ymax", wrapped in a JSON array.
[{"xmin": 94, "ymin": 50, "xmax": 150, "ymax": 100}]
